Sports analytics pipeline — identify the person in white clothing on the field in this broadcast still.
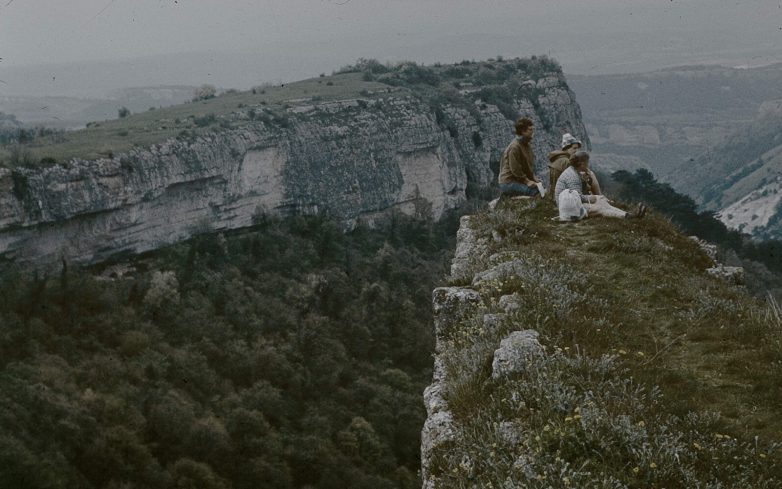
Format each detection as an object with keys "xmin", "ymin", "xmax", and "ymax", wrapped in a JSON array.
[{"xmin": 554, "ymin": 151, "xmax": 646, "ymax": 219}]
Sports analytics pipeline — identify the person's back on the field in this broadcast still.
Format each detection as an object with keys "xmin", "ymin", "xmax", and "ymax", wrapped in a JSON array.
[
  {"xmin": 499, "ymin": 138, "xmax": 528, "ymax": 184},
  {"xmin": 554, "ymin": 165, "xmax": 584, "ymax": 205}
]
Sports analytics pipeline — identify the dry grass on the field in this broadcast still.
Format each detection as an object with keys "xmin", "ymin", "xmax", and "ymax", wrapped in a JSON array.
[
  {"xmin": 0, "ymin": 72, "xmax": 396, "ymax": 165},
  {"xmin": 431, "ymin": 197, "xmax": 782, "ymax": 486}
]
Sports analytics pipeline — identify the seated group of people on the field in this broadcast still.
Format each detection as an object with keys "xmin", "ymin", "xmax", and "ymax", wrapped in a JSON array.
[{"xmin": 498, "ymin": 117, "xmax": 646, "ymax": 221}]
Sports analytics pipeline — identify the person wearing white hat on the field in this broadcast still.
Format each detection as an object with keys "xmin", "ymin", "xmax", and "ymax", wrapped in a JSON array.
[
  {"xmin": 547, "ymin": 133, "xmax": 582, "ymax": 199},
  {"xmin": 555, "ymin": 151, "xmax": 646, "ymax": 220}
]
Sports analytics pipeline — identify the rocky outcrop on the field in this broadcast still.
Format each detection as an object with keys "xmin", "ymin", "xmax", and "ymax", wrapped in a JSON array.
[
  {"xmin": 0, "ymin": 61, "xmax": 587, "ymax": 266},
  {"xmin": 689, "ymin": 236, "xmax": 746, "ymax": 285},
  {"xmin": 421, "ymin": 209, "xmax": 748, "ymax": 488}
]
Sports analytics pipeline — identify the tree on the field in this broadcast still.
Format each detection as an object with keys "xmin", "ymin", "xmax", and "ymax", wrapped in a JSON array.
[{"xmin": 193, "ymin": 84, "xmax": 217, "ymax": 101}]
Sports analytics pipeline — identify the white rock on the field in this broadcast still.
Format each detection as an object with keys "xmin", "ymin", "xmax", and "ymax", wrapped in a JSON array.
[{"xmin": 492, "ymin": 330, "xmax": 543, "ymax": 379}]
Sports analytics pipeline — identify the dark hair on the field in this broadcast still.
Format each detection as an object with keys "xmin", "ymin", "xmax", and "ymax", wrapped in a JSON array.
[
  {"xmin": 569, "ymin": 150, "xmax": 590, "ymax": 166},
  {"xmin": 514, "ymin": 117, "xmax": 534, "ymax": 135}
]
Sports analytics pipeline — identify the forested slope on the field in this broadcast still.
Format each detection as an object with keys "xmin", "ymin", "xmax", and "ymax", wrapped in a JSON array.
[{"xmin": 0, "ymin": 211, "xmax": 463, "ymax": 488}]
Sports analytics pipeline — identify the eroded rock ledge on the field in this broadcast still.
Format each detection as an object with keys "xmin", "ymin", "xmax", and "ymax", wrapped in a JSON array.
[{"xmin": 0, "ymin": 66, "xmax": 587, "ymax": 267}]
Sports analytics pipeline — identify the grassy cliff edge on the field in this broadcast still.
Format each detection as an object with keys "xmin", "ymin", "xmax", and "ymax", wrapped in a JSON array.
[{"xmin": 423, "ymin": 199, "xmax": 782, "ymax": 488}]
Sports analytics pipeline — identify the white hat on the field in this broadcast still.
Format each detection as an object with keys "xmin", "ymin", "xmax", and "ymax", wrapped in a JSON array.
[
  {"xmin": 557, "ymin": 189, "xmax": 587, "ymax": 222},
  {"xmin": 561, "ymin": 133, "xmax": 582, "ymax": 150}
]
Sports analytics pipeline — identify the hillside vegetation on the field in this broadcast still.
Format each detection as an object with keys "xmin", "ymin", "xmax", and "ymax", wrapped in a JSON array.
[
  {"xmin": 428, "ymin": 197, "xmax": 782, "ymax": 487},
  {"xmin": 0, "ymin": 56, "xmax": 561, "ymax": 167},
  {"xmin": 0, "ymin": 211, "xmax": 466, "ymax": 488},
  {"xmin": 682, "ymin": 112, "xmax": 782, "ymax": 211},
  {"xmin": 568, "ymin": 63, "xmax": 782, "ymax": 196}
]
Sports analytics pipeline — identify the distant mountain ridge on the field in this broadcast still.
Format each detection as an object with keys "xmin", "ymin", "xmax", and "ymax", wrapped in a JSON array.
[
  {"xmin": 0, "ymin": 86, "xmax": 196, "ymax": 129},
  {"xmin": 567, "ymin": 63, "xmax": 782, "ymax": 195},
  {"xmin": 690, "ymin": 111, "xmax": 782, "ymax": 239}
]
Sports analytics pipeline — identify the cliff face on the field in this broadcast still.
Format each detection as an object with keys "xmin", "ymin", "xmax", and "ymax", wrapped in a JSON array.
[{"xmin": 0, "ymin": 64, "xmax": 587, "ymax": 265}]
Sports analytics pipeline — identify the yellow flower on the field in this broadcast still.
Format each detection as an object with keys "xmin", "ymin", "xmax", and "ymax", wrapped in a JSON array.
[
  {"xmin": 760, "ymin": 454, "xmax": 768, "ymax": 459},
  {"xmin": 574, "ymin": 406, "xmax": 581, "ymax": 413},
  {"xmin": 544, "ymin": 425, "xmax": 551, "ymax": 432},
  {"xmin": 636, "ymin": 351, "xmax": 645, "ymax": 357},
  {"xmin": 565, "ymin": 416, "xmax": 574, "ymax": 423},
  {"xmin": 693, "ymin": 442, "xmax": 703, "ymax": 450},
  {"xmin": 618, "ymin": 349, "xmax": 627, "ymax": 355},
  {"xmin": 637, "ymin": 420, "xmax": 645, "ymax": 427},
  {"xmin": 649, "ymin": 462, "xmax": 657, "ymax": 469},
  {"xmin": 632, "ymin": 466, "xmax": 640, "ymax": 474}
]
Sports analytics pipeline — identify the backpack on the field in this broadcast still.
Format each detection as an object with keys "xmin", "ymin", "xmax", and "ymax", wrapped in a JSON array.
[{"xmin": 557, "ymin": 189, "xmax": 587, "ymax": 222}]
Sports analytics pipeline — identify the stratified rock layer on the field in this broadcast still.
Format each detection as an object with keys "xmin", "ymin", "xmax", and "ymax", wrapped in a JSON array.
[{"xmin": 0, "ymin": 64, "xmax": 587, "ymax": 266}]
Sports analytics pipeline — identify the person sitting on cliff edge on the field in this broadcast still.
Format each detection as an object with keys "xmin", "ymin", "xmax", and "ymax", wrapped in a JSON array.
[
  {"xmin": 547, "ymin": 133, "xmax": 581, "ymax": 199},
  {"xmin": 548, "ymin": 133, "xmax": 602, "ymax": 200},
  {"xmin": 498, "ymin": 117, "xmax": 543, "ymax": 198},
  {"xmin": 555, "ymin": 150, "xmax": 646, "ymax": 219}
]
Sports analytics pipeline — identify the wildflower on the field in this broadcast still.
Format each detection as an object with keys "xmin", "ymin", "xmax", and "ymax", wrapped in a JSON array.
[
  {"xmin": 574, "ymin": 406, "xmax": 581, "ymax": 413},
  {"xmin": 618, "ymin": 349, "xmax": 627, "ymax": 355},
  {"xmin": 636, "ymin": 351, "xmax": 645, "ymax": 357},
  {"xmin": 637, "ymin": 420, "xmax": 645, "ymax": 427},
  {"xmin": 632, "ymin": 466, "xmax": 640, "ymax": 474},
  {"xmin": 563, "ymin": 477, "xmax": 571, "ymax": 485},
  {"xmin": 543, "ymin": 425, "xmax": 551, "ymax": 432},
  {"xmin": 649, "ymin": 462, "xmax": 657, "ymax": 469},
  {"xmin": 565, "ymin": 417, "xmax": 574, "ymax": 423},
  {"xmin": 760, "ymin": 454, "xmax": 768, "ymax": 459},
  {"xmin": 573, "ymin": 414, "xmax": 582, "ymax": 420},
  {"xmin": 693, "ymin": 442, "xmax": 702, "ymax": 450}
]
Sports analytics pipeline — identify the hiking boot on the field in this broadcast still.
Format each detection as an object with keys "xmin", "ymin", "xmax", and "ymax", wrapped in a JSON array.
[{"xmin": 626, "ymin": 203, "xmax": 647, "ymax": 219}]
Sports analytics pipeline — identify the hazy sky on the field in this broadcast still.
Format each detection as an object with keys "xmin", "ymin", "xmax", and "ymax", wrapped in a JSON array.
[{"xmin": 2, "ymin": 0, "xmax": 782, "ymax": 96}]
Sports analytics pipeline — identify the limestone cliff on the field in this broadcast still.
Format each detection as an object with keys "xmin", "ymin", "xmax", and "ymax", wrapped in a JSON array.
[{"xmin": 0, "ymin": 59, "xmax": 587, "ymax": 266}]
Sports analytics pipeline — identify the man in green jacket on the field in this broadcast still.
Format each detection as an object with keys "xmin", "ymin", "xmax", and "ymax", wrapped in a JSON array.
[{"xmin": 498, "ymin": 117, "xmax": 541, "ymax": 197}]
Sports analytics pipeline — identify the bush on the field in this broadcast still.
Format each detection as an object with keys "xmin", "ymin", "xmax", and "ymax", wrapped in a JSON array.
[
  {"xmin": 118, "ymin": 106, "xmax": 131, "ymax": 118},
  {"xmin": 194, "ymin": 114, "xmax": 217, "ymax": 127},
  {"xmin": 471, "ymin": 131, "xmax": 483, "ymax": 148},
  {"xmin": 193, "ymin": 84, "xmax": 217, "ymax": 102}
]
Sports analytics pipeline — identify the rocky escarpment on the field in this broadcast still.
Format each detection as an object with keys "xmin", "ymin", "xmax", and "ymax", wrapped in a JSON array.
[
  {"xmin": 420, "ymin": 208, "xmax": 755, "ymax": 488},
  {"xmin": 0, "ymin": 60, "xmax": 587, "ymax": 266}
]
